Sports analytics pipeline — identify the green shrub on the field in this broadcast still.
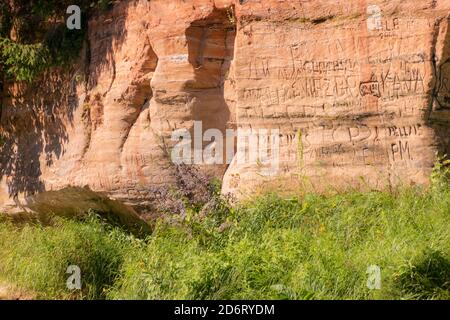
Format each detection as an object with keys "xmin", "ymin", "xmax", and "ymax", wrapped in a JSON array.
[
  {"xmin": 0, "ymin": 38, "xmax": 50, "ymax": 82},
  {"xmin": 0, "ymin": 1, "xmax": 116, "ymax": 82}
]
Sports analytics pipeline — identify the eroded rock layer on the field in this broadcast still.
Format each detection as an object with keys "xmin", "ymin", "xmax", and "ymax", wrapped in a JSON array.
[{"xmin": 1, "ymin": 0, "xmax": 449, "ymax": 212}]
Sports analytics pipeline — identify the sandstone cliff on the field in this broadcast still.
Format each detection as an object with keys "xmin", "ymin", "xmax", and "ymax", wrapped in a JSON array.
[{"xmin": 1, "ymin": 0, "xmax": 449, "ymax": 214}]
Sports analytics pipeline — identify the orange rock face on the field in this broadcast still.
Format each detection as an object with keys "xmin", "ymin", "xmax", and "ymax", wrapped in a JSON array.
[
  {"xmin": 1, "ymin": 0, "xmax": 449, "ymax": 211},
  {"xmin": 224, "ymin": 0, "xmax": 450, "ymax": 196}
]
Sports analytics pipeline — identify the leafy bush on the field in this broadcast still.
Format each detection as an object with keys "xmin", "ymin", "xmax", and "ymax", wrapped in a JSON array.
[
  {"xmin": 0, "ymin": 0, "xmax": 116, "ymax": 82},
  {"xmin": 0, "ymin": 38, "xmax": 50, "ymax": 82},
  {"xmin": 431, "ymin": 156, "xmax": 450, "ymax": 191}
]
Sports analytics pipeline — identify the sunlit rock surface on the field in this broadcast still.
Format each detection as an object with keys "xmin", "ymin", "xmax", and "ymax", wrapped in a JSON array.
[{"xmin": 1, "ymin": 0, "xmax": 449, "ymax": 212}]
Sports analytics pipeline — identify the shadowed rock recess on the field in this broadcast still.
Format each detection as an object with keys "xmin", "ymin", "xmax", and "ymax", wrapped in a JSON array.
[{"xmin": 0, "ymin": 0, "xmax": 449, "ymax": 214}]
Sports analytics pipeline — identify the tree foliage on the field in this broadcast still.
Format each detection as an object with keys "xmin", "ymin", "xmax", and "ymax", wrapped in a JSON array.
[{"xmin": 0, "ymin": 0, "xmax": 116, "ymax": 82}]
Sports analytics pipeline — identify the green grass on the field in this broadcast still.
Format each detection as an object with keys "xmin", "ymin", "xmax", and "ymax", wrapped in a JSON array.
[
  {"xmin": 0, "ymin": 216, "xmax": 137, "ymax": 299},
  {"xmin": 0, "ymin": 177, "xmax": 449, "ymax": 299}
]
